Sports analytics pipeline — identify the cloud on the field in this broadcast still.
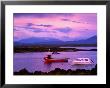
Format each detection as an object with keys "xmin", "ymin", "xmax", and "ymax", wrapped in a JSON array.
[
  {"xmin": 55, "ymin": 27, "xmax": 72, "ymax": 33},
  {"xmin": 25, "ymin": 23, "xmax": 53, "ymax": 28},
  {"xmin": 26, "ymin": 23, "xmax": 34, "ymax": 27},
  {"xmin": 30, "ymin": 28, "xmax": 43, "ymax": 32},
  {"xmin": 14, "ymin": 28, "xmax": 19, "ymax": 31},
  {"xmin": 61, "ymin": 19, "xmax": 70, "ymax": 21},
  {"xmin": 14, "ymin": 26, "xmax": 44, "ymax": 32},
  {"xmin": 14, "ymin": 13, "xmax": 74, "ymax": 18},
  {"xmin": 71, "ymin": 20, "xmax": 88, "ymax": 24},
  {"xmin": 72, "ymin": 21, "xmax": 81, "ymax": 23},
  {"xmin": 14, "ymin": 25, "xmax": 54, "ymax": 33},
  {"xmin": 61, "ymin": 18, "xmax": 86, "ymax": 24},
  {"xmin": 14, "ymin": 13, "xmax": 51, "ymax": 18},
  {"xmin": 36, "ymin": 24, "xmax": 52, "ymax": 27},
  {"xmin": 14, "ymin": 13, "xmax": 97, "ymax": 41}
]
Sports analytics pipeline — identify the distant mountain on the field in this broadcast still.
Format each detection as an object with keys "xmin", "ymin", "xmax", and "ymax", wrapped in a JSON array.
[
  {"xmin": 14, "ymin": 37, "xmax": 63, "ymax": 46},
  {"xmin": 67, "ymin": 35, "xmax": 97, "ymax": 44},
  {"xmin": 14, "ymin": 35, "xmax": 97, "ymax": 46}
]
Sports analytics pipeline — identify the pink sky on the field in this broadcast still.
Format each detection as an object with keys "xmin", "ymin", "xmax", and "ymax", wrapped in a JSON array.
[{"xmin": 14, "ymin": 13, "xmax": 97, "ymax": 41}]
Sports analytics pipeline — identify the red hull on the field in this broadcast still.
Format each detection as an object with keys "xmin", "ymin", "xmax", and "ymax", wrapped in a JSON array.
[{"xmin": 44, "ymin": 59, "xmax": 68, "ymax": 64}]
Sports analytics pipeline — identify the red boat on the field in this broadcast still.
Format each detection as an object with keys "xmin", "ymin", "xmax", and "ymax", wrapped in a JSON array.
[{"xmin": 44, "ymin": 58, "xmax": 68, "ymax": 64}]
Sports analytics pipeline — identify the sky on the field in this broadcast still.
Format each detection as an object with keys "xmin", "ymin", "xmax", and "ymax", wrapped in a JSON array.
[{"xmin": 14, "ymin": 13, "xmax": 97, "ymax": 41}]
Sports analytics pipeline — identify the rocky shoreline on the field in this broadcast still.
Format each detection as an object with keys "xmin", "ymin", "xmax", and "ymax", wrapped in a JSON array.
[{"xmin": 14, "ymin": 65, "xmax": 97, "ymax": 75}]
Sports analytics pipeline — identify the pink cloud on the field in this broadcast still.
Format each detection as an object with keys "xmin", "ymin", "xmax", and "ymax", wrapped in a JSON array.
[{"xmin": 14, "ymin": 13, "xmax": 97, "ymax": 41}]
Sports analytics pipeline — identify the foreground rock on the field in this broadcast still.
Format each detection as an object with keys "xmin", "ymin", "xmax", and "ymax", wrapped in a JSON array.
[{"xmin": 14, "ymin": 65, "xmax": 97, "ymax": 75}]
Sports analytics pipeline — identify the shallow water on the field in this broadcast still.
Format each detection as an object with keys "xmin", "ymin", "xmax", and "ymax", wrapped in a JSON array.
[{"xmin": 14, "ymin": 47, "xmax": 97, "ymax": 72}]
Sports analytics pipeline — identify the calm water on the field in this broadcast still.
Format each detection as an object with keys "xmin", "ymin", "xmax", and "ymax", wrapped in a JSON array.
[
  {"xmin": 60, "ymin": 47, "xmax": 97, "ymax": 49},
  {"xmin": 14, "ymin": 47, "xmax": 97, "ymax": 72}
]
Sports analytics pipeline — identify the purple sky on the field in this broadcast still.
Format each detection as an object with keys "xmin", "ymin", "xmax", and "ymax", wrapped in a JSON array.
[{"xmin": 14, "ymin": 13, "xmax": 97, "ymax": 41}]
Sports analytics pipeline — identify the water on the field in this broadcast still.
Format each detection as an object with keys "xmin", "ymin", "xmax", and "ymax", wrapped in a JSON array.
[
  {"xmin": 60, "ymin": 47, "xmax": 97, "ymax": 50},
  {"xmin": 14, "ymin": 47, "xmax": 97, "ymax": 73}
]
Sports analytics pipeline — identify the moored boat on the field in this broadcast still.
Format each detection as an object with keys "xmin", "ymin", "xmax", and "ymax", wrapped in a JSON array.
[
  {"xmin": 52, "ymin": 52, "xmax": 60, "ymax": 54},
  {"xmin": 44, "ymin": 58, "xmax": 68, "ymax": 64},
  {"xmin": 72, "ymin": 58, "xmax": 93, "ymax": 65}
]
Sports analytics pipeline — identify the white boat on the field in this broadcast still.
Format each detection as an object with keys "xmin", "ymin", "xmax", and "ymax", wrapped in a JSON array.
[{"xmin": 72, "ymin": 58, "xmax": 93, "ymax": 65}]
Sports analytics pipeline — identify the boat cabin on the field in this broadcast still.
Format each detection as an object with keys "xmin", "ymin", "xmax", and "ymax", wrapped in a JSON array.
[{"xmin": 72, "ymin": 58, "xmax": 93, "ymax": 65}]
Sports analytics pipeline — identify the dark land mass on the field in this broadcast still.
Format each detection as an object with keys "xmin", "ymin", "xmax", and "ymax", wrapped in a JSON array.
[
  {"xmin": 14, "ymin": 65, "xmax": 97, "ymax": 75},
  {"xmin": 14, "ymin": 46, "xmax": 97, "ymax": 53}
]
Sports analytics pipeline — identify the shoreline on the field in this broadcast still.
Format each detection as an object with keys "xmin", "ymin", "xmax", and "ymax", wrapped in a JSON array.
[
  {"xmin": 14, "ymin": 47, "xmax": 97, "ymax": 53},
  {"xmin": 14, "ymin": 65, "xmax": 97, "ymax": 75}
]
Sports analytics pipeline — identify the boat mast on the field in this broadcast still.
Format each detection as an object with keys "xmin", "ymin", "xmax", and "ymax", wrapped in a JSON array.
[
  {"xmin": 48, "ymin": 48, "xmax": 50, "ymax": 52},
  {"xmin": 47, "ymin": 48, "xmax": 51, "ymax": 55}
]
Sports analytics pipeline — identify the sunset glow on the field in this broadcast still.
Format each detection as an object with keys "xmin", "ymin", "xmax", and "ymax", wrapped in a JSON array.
[{"xmin": 14, "ymin": 13, "xmax": 97, "ymax": 41}]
